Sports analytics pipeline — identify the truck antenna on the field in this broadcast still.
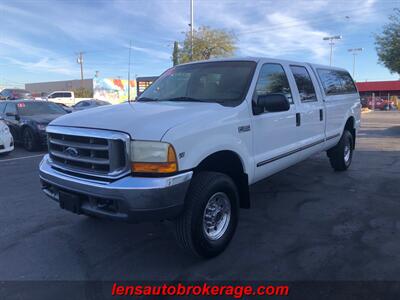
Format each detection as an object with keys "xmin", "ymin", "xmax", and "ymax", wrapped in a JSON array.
[{"xmin": 127, "ymin": 40, "xmax": 132, "ymax": 103}]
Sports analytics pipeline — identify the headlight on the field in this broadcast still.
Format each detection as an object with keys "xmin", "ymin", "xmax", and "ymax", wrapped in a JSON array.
[
  {"xmin": 130, "ymin": 140, "xmax": 177, "ymax": 174},
  {"xmin": 37, "ymin": 124, "xmax": 47, "ymax": 131},
  {"xmin": 2, "ymin": 125, "xmax": 9, "ymax": 134}
]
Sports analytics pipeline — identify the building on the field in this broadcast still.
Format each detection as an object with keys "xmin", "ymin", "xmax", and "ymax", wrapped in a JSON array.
[
  {"xmin": 25, "ymin": 76, "xmax": 158, "ymax": 104},
  {"xmin": 355, "ymin": 80, "xmax": 400, "ymax": 109},
  {"xmin": 356, "ymin": 80, "xmax": 400, "ymax": 98},
  {"xmin": 25, "ymin": 79, "xmax": 93, "ymax": 94}
]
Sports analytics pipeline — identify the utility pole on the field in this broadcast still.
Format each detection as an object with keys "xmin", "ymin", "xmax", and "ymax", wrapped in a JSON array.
[
  {"xmin": 77, "ymin": 52, "xmax": 84, "ymax": 86},
  {"xmin": 323, "ymin": 35, "xmax": 342, "ymax": 66},
  {"xmin": 348, "ymin": 48, "xmax": 363, "ymax": 80},
  {"xmin": 190, "ymin": 0, "xmax": 194, "ymax": 60},
  {"xmin": 127, "ymin": 40, "xmax": 132, "ymax": 102}
]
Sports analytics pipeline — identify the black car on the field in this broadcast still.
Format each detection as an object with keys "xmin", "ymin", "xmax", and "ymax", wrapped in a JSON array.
[
  {"xmin": 72, "ymin": 99, "xmax": 111, "ymax": 111},
  {"xmin": 0, "ymin": 89, "xmax": 32, "ymax": 100},
  {"xmin": 0, "ymin": 100, "xmax": 66, "ymax": 151}
]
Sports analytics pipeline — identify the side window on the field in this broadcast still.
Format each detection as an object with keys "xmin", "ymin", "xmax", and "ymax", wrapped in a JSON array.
[
  {"xmin": 0, "ymin": 102, "xmax": 6, "ymax": 113},
  {"xmin": 317, "ymin": 69, "xmax": 342, "ymax": 95},
  {"xmin": 63, "ymin": 92, "xmax": 72, "ymax": 98},
  {"xmin": 337, "ymin": 71, "xmax": 357, "ymax": 93},
  {"xmin": 52, "ymin": 93, "xmax": 61, "ymax": 98},
  {"xmin": 5, "ymin": 103, "xmax": 17, "ymax": 115},
  {"xmin": 317, "ymin": 69, "xmax": 357, "ymax": 95},
  {"xmin": 254, "ymin": 63, "xmax": 293, "ymax": 104},
  {"xmin": 290, "ymin": 65, "xmax": 317, "ymax": 102}
]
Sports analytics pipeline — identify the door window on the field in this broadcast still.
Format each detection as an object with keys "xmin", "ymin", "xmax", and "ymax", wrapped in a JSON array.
[
  {"xmin": 5, "ymin": 103, "xmax": 17, "ymax": 115},
  {"xmin": 0, "ymin": 102, "xmax": 6, "ymax": 113},
  {"xmin": 290, "ymin": 65, "xmax": 317, "ymax": 102},
  {"xmin": 254, "ymin": 63, "xmax": 293, "ymax": 105}
]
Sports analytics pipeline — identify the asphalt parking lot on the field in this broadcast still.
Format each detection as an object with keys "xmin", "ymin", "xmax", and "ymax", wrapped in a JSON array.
[{"xmin": 0, "ymin": 111, "xmax": 399, "ymax": 285}]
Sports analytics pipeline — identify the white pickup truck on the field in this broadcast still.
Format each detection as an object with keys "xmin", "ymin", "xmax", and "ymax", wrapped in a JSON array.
[
  {"xmin": 47, "ymin": 91, "xmax": 76, "ymax": 106},
  {"xmin": 39, "ymin": 58, "xmax": 361, "ymax": 258}
]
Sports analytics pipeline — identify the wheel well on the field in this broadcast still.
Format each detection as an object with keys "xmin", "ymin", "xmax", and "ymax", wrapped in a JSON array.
[
  {"xmin": 194, "ymin": 151, "xmax": 250, "ymax": 209},
  {"xmin": 344, "ymin": 117, "xmax": 356, "ymax": 149}
]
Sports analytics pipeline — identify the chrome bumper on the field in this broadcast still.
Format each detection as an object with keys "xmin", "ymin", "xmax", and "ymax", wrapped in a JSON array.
[{"xmin": 39, "ymin": 155, "xmax": 192, "ymax": 222}]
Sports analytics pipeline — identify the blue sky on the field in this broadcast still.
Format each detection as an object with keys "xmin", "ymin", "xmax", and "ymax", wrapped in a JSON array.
[{"xmin": 0, "ymin": 0, "xmax": 399, "ymax": 88}]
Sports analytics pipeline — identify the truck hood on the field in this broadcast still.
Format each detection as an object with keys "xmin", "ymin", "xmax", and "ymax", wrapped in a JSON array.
[{"xmin": 49, "ymin": 101, "xmax": 229, "ymax": 140}]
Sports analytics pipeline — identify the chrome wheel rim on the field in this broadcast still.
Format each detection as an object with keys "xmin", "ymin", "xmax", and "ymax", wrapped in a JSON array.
[
  {"xmin": 344, "ymin": 143, "xmax": 351, "ymax": 163},
  {"xmin": 202, "ymin": 192, "xmax": 231, "ymax": 241}
]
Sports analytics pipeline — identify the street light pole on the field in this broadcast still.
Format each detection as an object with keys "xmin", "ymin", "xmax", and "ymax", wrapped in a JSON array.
[
  {"xmin": 348, "ymin": 48, "xmax": 363, "ymax": 80},
  {"xmin": 77, "ymin": 52, "xmax": 84, "ymax": 87},
  {"xmin": 323, "ymin": 35, "xmax": 342, "ymax": 66}
]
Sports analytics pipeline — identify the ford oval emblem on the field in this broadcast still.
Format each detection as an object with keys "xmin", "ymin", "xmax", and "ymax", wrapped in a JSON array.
[{"xmin": 64, "ymin": 147, "xmax": 79, "ymax": 157}]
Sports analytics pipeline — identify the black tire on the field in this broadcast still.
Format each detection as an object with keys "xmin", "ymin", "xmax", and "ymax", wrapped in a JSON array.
[
  {"xmin": 327, "ymin": 130, "xmax": 354, "ymax": 171},
  {"xmin": 174, "ymin": 171, "xmax": 239, "ymax": 258},
  {"xmin": 22, "ymin": 127, "xmax": 38, "ymax": 151}
]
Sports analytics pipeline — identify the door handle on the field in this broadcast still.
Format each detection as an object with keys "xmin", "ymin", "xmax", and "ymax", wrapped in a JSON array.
[
  {"xmin": 319, "ymin": 109, "xmax": 323, "ymax": 121},
  {"xmin": 296, "ymin": 113, "xmax": 301, "ymax": 126}
]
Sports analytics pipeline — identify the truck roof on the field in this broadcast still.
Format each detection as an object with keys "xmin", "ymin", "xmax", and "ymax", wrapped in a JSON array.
[{"xmin": 177, "ymin": 57, "xmax": 350, "ymax": 73}]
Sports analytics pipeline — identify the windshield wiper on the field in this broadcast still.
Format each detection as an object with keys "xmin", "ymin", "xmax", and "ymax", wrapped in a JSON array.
[{"xmin": 167, "ymin": 97, "xmax": 228, "ymax": 103}]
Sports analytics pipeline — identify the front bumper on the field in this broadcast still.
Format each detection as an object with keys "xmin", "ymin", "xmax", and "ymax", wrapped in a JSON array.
[
  {"xmin": 39, "ymin": 155, "xmax": 192, "ymax": 222},
  {"xmin": 0, "ymin": 134, "xmax": 14, "ymax": 154}
]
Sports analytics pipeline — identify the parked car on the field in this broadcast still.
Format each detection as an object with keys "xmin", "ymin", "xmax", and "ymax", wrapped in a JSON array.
[
  {"xmin": 32, "ymin": 92, "xmax": 49, "ymax": 100},
  {"xmin": 47, "ymin": 91, "xmax": 75, "ymax": 106},
  {"xmin": 39, "ymin": 58, "xmax": 361, "ymax": 258},
  {"xmin": 0, "ymin": 118, "xmax": 14, "ymax": 155},
  {"xmin": 0, "ymin": 89, "xmax": 32, "ymax": 100},
  {"xmin": 0, "ymin": 100, "xmax": 66, "ymax": 151},
  {"xmin": 55, "ymin": 103, "xmax": 74, "ymax": 113},
  {"xmin": 72, "ymin": 99, "xmax": 111, "ymax": 111},
  {"xmin": 368, "ymin": 98, "xmax": 396, "ymax": 110}
]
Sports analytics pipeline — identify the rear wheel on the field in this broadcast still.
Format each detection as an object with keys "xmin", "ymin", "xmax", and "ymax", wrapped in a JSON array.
[
  {"xmin": 327, "ymin": 130, "xmax": 354, "ymax": 171},
  {"xmin": 174, "ymin": 172, "xmax": 239, "ymax": 258},
  {"xmin": 22, "ymin": 127, "xmax": 38, "ymax": 151}
]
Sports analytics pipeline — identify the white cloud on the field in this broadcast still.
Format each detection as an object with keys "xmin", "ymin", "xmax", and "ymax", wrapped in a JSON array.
[{"xmin": 0, "ymin": 0, "xmax": 386, "ymax": 81}]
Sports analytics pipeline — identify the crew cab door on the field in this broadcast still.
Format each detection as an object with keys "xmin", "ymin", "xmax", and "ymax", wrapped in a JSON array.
[
  {"xmin": 251, "ymin": 62, "xmax": 303, "ymax": 182},
  {"xmin": 287, "ymin": 64, "xmax": 325, "ymax": 160}
]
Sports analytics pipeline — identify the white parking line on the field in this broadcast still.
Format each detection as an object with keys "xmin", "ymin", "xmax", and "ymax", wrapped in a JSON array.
[{"xmin": 0, "ymin": 154, "xmax": 45, "ymax": 163}]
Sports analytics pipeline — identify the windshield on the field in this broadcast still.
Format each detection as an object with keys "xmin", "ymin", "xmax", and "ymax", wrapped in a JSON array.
[
  {"xmin": 138, "ymin": 61, "xmax": 256, "ymax": 105},
  {"xmin": 17, "ymin": 102, "xmax": 66, "ymax": 116}
]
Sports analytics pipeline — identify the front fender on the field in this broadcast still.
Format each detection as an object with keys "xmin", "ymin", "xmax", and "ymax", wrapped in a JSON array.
[{"xmin": 161, "ymin": 110, "xmax": 254, "ymax": 182}]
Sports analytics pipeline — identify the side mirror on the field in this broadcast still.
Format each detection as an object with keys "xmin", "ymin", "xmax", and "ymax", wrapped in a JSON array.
[
  {"xmin": 256, "ymin": 93, "xmax": 290, "ymax": 113},
  {"xmin": 6, "ymin": 112, "xmax": 19, "ymax": 120}
]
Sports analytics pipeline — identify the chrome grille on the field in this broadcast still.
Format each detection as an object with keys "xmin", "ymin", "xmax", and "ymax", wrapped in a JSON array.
[{"xmin": 47, "ymin": 126, "xmax": 130, "ymax": 179}]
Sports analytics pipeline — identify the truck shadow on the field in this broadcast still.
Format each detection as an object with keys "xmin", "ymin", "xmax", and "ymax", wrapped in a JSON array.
[{"xmin": 67, "ymin": 149, "xmax": 400, "ymax": 281}]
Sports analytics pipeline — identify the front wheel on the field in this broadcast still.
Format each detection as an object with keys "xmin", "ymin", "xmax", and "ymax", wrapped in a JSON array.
[
  {"xmin": 327, "ymin": 130, "xmax": 354, "ymax": 171},
  {"xmin": 22, "ymin": 127, "xmax": 38, "ymax": 151},
  {"xmin": 174, "ymin": 172, "xmax": 239, "ymax": 258}
]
